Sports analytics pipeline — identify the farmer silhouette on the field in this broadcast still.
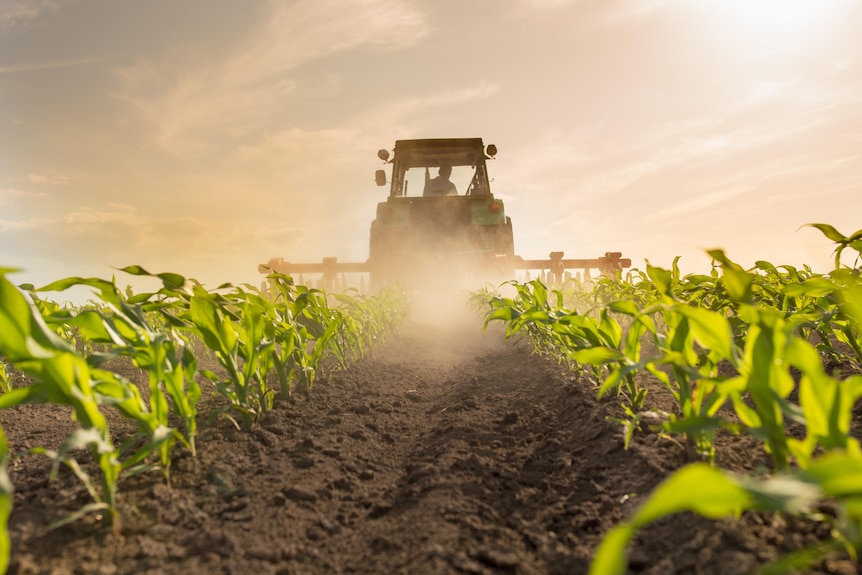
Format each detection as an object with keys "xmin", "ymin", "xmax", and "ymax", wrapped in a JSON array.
[{"xmin": 423, "ymin": 164, "xmax": 457, "ymax": 196}]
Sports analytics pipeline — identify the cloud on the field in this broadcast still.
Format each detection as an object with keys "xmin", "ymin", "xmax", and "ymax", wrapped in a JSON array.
[
  {"xmin": 513, "ymin": 0, "xmax": 673, "ymax": 22},
  {"xmin": 355, "ymin": 81, "xmax": 500, "ymax": 140},
  {"xmin": 647, "ymin": 184, "xmax": 754, "ymax": 220},
  {"xmin": 0, "ymin": 0, "xmax": 60, "ymax": 29},
  {"xmin": 598, "ymin": 0, "xmax": 680, "ymax": 25},
  {"xmin": 0, "ymin": 204, "xmax": 304, "ymax": 277},
  {"xmin": 0, "ymin": 57, "xmax": 109, "ymax": 75},
  {"xmin": 591, "ymin": 103, "xmax": 843, "ymax": 197},
  {"xmin": 29, "ymin": 171, "xmax": 71, "ymax": 185},
  {"xmin": 0, "ymin": 185, "xmax": 47, "ymax": 207},
  {"xmin": 234, "ymin": 127, "xmax": 356, "ymax": 167},
  {"xmin": 112, "ymin": 0, "xmax": 428, "ymax": 159},
  {"xmin": 497, "ymin": 76, "xmax": 860, "ymax": 252},
  {"xmin": 518, "ymin": 0, "xmax": 584, "ymax": 8},
  {"xmin": 487, "ymin": 130, "xmax": 593, "ymax": 202},
  {"xmin": 380, "ymin": 82, "xmax": 499, "ymax": 120}
]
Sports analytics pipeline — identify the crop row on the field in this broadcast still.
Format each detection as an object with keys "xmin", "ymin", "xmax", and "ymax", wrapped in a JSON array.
[
  {"xmin": 475, "ymin": 224, "xmax": 862, "ymax": 573},
  {"xmin": 0, "ymin": 267, "xmax": 409, "ymax": 573}
]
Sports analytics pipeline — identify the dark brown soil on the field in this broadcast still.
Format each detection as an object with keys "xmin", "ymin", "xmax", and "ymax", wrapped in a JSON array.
[{"xmin": 1, "ymin": 314, "xmax": 859, "ymax": 575}]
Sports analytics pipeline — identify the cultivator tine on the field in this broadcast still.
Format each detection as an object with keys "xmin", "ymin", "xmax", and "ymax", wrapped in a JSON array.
[
  {"xmin": 511, "ymin": 252, "xmax": 630, "ymax": 287},
  {"xmin": 258, "ymin": 257, "xmax": 373, "ymax": 293}
]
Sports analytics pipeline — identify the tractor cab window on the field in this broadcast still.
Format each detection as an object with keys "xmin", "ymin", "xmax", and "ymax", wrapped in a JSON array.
[
  {"xmin": 402, "ymin": 165, "xmax": 469, "ymax": 197},
  {"xmin": 389, "ymin": 143, "xmax": 493, "ymax": 198},
  {"xmin": 400, "ymin": 163, "xmax": 489, "ymax": 197}
]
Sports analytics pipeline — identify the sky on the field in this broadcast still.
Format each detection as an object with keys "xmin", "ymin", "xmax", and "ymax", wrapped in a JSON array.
[{"xmin": 1, "ymin": 0, "xmax": 861, "ymax": 298}]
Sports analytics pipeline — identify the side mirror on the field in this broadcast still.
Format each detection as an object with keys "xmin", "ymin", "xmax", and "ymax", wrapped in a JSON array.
[
  {"xmin": 377, "ymin": 149, "xmax": 390, "ymax": 162},
  {"xmin": 375, "ymin": 170, "xmax": 387, "ymax": 186},
  {"xmin": 486, "ymin": 144, "xmax": 497, "ymax": 158}
]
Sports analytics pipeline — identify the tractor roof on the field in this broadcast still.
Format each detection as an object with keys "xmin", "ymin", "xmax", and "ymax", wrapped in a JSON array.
[
  {"xmin": 394, "ymin": 138, "xmax": 485, "ymax": 150},
  {"xmin": 393, "ymin": 138, "xmax": 487, "ymax": 168}
]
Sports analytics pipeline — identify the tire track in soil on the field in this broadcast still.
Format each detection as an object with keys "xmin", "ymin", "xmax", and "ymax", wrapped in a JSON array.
[
  {"xmin": 324, "ymin": 321, "xmax": 672, "ymax": 575},
  {"xmin": 5, "ymin": 318, "xmax": 857, "ymax": 574}
]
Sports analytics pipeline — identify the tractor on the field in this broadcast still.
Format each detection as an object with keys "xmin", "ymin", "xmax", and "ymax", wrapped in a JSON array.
[{"xmin": 260, "ymin": 138, "xmax": 630, "ymax": 291}]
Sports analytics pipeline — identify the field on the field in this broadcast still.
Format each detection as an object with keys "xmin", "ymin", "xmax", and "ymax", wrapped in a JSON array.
[
  {"xmin": 2, "ymin": 312, "xmax": 856, "ymax": 575},
  {"xmin": 1, "ymin": 225, "xmax": 861, "ymax": 574}
]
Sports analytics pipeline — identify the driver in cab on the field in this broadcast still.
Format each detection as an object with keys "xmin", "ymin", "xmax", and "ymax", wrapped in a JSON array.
[{"xmin": 423, "ymin": 164, "xmax": 457, "ymax": 197}]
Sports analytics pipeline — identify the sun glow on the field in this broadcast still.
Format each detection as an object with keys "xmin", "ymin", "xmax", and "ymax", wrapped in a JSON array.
[{"xmin": 705, "ymin": 0, "xmax": 852, "ymax": 38}]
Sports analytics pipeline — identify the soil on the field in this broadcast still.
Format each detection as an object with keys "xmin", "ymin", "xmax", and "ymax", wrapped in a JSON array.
[{"xmin": 2, "ymin": 310, "xmax": 860, "ymax": 575}]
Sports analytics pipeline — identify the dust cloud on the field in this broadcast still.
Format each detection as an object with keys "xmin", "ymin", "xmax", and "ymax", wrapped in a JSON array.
[
  {"xmin": 390, "ymin": 283, "xmax": 514, "ymax": 373},
  {"xmin": 407, "ymin": 286, "xmax": 484, "ymax": 332}
]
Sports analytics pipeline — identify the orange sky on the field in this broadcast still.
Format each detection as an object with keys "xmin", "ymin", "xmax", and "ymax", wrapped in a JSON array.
[{"xmin": 1, "ymin": 0, "xmax": 860, "ymax": 297}]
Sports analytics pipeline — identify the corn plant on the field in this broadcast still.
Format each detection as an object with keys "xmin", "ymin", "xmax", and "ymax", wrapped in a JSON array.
[
  {"xmin": 175, "ymin": 284, "xmax": 272, "ymax": 429},
  {"xmin": 332, "ymin": 286, "xmax": 410, "ymax": 362},
  {"xmin": 605, "ymin": 303, "xmax": 732, "ymax": 459},
  {"xmin": 0, "ymin": 271, "xmax": 125, "ymax": 529},
  {"xmin": 114, "ymin": 268, "xmax": 292, "ymax": 429},
  {"xmin": 0, "ymin": 427, "xmax": 11, "ymax": 574},
  {"xmin": 110, "ymin": 267, "xmax": 410, "ymax": 428},
  {"xmin": 0, "ymin": 361, "xmax": 9, "ymax": 394},
  {"xmin": 590, "ymin": 451, "xmax": 862, "ymax": 575},
  {"xmin": 806, "ymin": 223, "xmax": 862, "ymax": 269},
  {"xmin": 480, "ymin": 279, "xmax": 646, "ymax": 412},
  {"xmin": 259, "ymin": 273, "xmax": 308, "ymax": 399},
  {"xmin": 590, "ymin": 281, "xmax": 862, "ymax": 571},
  {"xmin": 0, "ymin": 260, "xmax": 410, "ymax": 558},
  {"xmin": 707, "ymin": 247, "xmax": 861, "ymax": 469},
  {"xmin": 34, "ymin": 274, "xmax": 201, "ymax": 471},
  {"xmin": 0, "ymin": 269, "xmax": 206, "ymax": 531},
  {"xmin": 589, "ymin": 224, "xmax": 862, "ymax": 572},
  {"xmin": 330, "ymin": 292, "xmax": 373, "ymax": 365},
  {"xmin": 291, "ymin": 284, "xmax": 343, "ymax": 391}
]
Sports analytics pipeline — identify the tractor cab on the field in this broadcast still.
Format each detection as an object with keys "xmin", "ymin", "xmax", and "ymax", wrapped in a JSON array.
[
  {"xmin": 375, "ymin": 138, "xmax": 497, "ymax": 198},
  {"xmin": 370, "ymin": 138, "xmax": 513, "ymax": 288}
]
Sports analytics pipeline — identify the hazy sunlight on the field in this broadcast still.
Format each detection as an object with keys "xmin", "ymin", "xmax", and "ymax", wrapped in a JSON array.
[{"xmin": 705, "ymin": 0, "xmax": 852, "ymax": 37}]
